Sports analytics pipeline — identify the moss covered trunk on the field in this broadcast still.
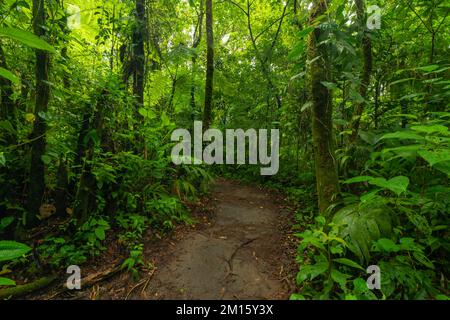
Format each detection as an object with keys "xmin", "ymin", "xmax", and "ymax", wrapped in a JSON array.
[{"xmin": 307, "ymin": 0, "xmax": 339, "ymax": 215}]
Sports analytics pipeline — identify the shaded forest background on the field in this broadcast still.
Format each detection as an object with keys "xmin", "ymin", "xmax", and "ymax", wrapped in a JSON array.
[{"xmin": 0, "ymin": 0, "xmax": 449, "ymax": 299}]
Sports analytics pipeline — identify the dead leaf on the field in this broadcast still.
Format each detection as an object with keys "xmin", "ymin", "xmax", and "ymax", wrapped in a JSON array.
[{"xmin": 39, "ymin": 204, "xmax": 56, "ymax": 219}]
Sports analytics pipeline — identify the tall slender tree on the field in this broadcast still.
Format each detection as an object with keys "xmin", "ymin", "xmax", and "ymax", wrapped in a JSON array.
[
  {"xmin": 307, "ymin": 0, "xmax": 339, "ymax": 215},
  {"xmin": 203, "ymin": 0, "xmax": 214, "ymax": 130},
  {"xmin": 190, "ymin": 0, "xmax": 205, "ymax": 117},
  {"xmin": 133, "ymin": 0, "xmax": 146, "ymax": 109},
  {"xmin": 26, "ymin": 0, "xmax": 51, "ymax": 227},
  {"xmin": 350, "ymin": 0, "xmax": 373, "ymax": 142}
]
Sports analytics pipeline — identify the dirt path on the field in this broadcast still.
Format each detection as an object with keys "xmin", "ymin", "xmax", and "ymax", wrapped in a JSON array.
[
  {"xmin": 138, "ymin": 179, "xmax": 293, "ymax": 300},
  {"xmin": 36, "ymin": 178, "xmax": 295, "ymax": 300}
]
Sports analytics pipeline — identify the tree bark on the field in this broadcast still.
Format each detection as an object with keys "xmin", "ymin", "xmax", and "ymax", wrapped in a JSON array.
[
  {"xmin": 203, "ymin": 0, "xmax": 214, "ymax": 130},
  {"xmin": 190, "ymin": 0, "xmax": 205, "ymax": 119},
  {"xmin": 307, "ymin": 0, "xmax": 339, "ymax": 216},
  {"xmin": 133, "ymin": 0, "xmax": 146, "ymax": 109},
  {"xmin": 350, "ymin": 0, "xmax": 373, "ymax": 142},
  {"xmin": 74, "ymin": 91, "xmax": 108, "ymax": 224},
  {"xmin": 55, "ymin": 157, "xmax": 68, "ymax": 217},
  {"xmin": 27, "ymin": 0, "xmax": 50, "ymax": 228}
]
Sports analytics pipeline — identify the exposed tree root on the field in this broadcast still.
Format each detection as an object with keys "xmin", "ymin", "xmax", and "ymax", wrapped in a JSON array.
[{"xmin": 0, "ymin": 276, "xmax": 57, "ymax": 300}]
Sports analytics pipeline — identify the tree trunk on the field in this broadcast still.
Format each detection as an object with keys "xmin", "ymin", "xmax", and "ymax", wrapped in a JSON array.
[
  {"xmin": 55, "ymin": 157, "xmax": 68, "ymax": 217},
  {"xmin": 27, "ymin": 0, "xmax": 50, "ymax": 228},
  {"xmin": 307, "ymin": 0, "xmax": 339, "ymax": 216},
  {"xmin": 133, "ymin": 0, "xmax": 146, "ymax": 109},
  {"xmin": 74, "ymin": 91, "xmax": 107, "ymax": 224},
  {"xmin": 373, "ymin": 75, "xmax": 381, "ymax": 129},
  {"xmin": 190, "ymin": 0, "xmax": 205, "ymax": 120},
  {"xmin": 350, "ymin": 0, "xmax": 373, "ymax": 142},
  {"xmin": 203, "ymin": 0, "xmax": 214, "ymax": 130}
]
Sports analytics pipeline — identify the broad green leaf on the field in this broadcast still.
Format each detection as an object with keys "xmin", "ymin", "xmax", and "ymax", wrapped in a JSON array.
[
  {"xmin": 321, "ymin": 81, "xmax": 338, "ymax": 90},
  {"xmin": 0, "ymin": 216, "xmax": 14, "ymax": 231},
  {"xmin": 369, "ymin": 176, "xmax": 409, "ymax": 195},
  {"xmin": 0, "ymin": 241, "xmax": 32, "ymax": 262},
  {"xmin": 418, "ymin": 149, "xmax": 450, "ymax": 166},
  {"xmin": 360, "ymin": 189, "xmax": 382, "ymax": 204},
  {"xmin": 0, "ymin": 27, "xmax": 56, "ymax": 53},
  {"xmin": 0, "ymin": 277, "xmax": 16, "ymax": 286},
  {"xmin": 289, "ymin": 293, "xmax": 306, "ymax": 300},
  {"xmin": 411, "ymin": 125, "xmax": 448, "ymax": 134},
  {"xmin": 138, "ymin": 108, "xmax": 156, "ymax": 119},
  {"xmin": 344, "ymin": 176, "xmax": 373, "ymax": 184},
  {"xmin": 382, "ymin": 144, "xmax": 422, "ymax": 155},
  {"xmin": 331, "ymin": 269, "xmax": 350, "ymax": 287},
  {"xmin": 400, "ymin": 93, "xmax": 424, "ymax": 101},
  {"xmin": 333, "ymin": 204, "xmax": 393, "ymax": 262},
  {"xmin": 353, "ymin": 278, "xmax": 370, "ymax": 293},
  {"xmin": 333, "ymin": 258, "xmax": 365, "ymax": 271},
  {"xmin": 417, "ymin": 64, "xmax": 439, "ymax": 72},
  {"xmin": 161, "ymin": 112, "xmax": 171, "ymax": 126},
  {"xmin": 0, "ymin": 67, "xmax": 19, "ymax": 84},
  {"xmin": 374, "ymin": 238, "xmax": 399, "ymax": 252},
  {"xmin": 95, "ymin": 228, "xmax": 105, "ymax": 240},
  {"xmin": 359, "ymin": 131, "xmax": 380, "ymax": 145},
  {"xmin": 288, "ymin": 41, "xmax": 305, "ymax": 60},
  {"xmin": 380, "ymin": 131, "xmax": 425, "ymax": 141},
  {"xmin": 298, "ymin": 26, "xmax": 314, "ymax": 38},
  {"xmin": 345, "ymin": 175, "xmax": 410, "ymax": 195},
  {"xmin": 389, "ymin": 78, "xmax": 413, "ymax": 86},
  {"xmin": 433, "ymin": 161, "xmax": 450, "ymax": 176},
  {"xmin": 296, "ymin": 262, "xmax": 329, "ymax": 284}
]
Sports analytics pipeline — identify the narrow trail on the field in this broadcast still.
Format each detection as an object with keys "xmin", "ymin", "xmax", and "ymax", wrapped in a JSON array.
[{"xmin": 137, "ymin": 179, "xmax": 293, "ymax": 300}]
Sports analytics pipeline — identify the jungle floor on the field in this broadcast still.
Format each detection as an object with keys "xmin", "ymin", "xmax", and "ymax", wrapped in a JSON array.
[{"xmin": 32, "ymin": 178, "xmax": 298, "ymax": 300}]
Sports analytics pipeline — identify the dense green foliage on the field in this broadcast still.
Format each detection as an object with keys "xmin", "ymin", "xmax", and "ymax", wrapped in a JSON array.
[{"xmin": 0, "ymin": 0, "xmax": 448, "ymax": 300}]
